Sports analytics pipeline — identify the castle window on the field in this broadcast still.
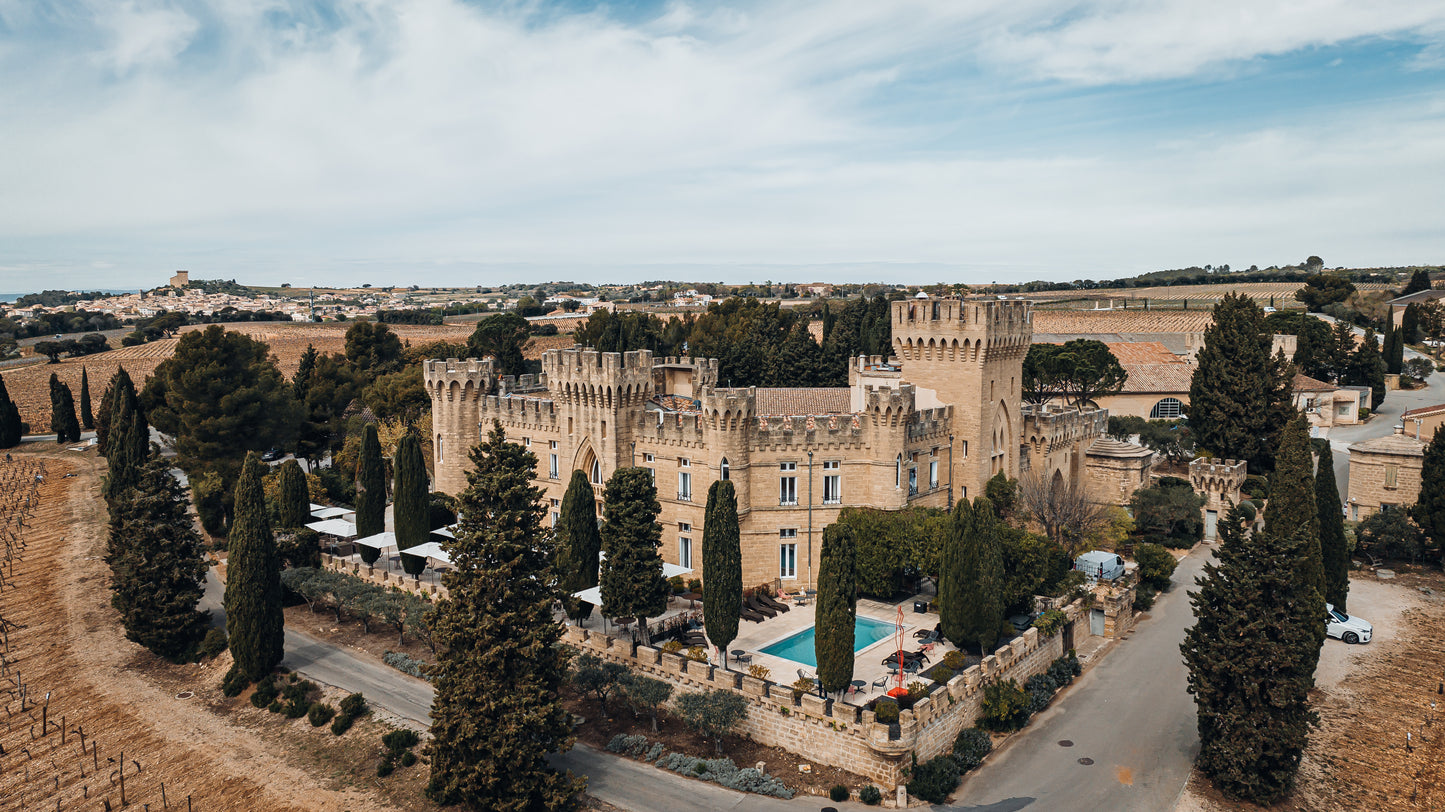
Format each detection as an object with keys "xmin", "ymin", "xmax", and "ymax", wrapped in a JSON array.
[
  {"xmin": 644, "ymin": 453, "xmax": 655, "ymax": 463},
  {"xmin": 679, "ymin": 457, "xmax": 691, "ymax": 467},
  {"xmin": 823, "ymin": 460, "xmax": 840, "ymax": 504},
  {"xmin": 932, "ymin": 301, "xmax": 940, "ymax": 320},
  {"xmin": 436, "ymin": 434, "xmax": 443, "ymax": 463},
  {"xmin": 568, "ymin": 417, "xmax": 574, "ymax": 434},
  {"xmin": 961, "ymin": 440, "xmax": 968, "ymax": 458},
  {"xmin": 1385, "ymin": 463, "xmax": 1399, "ymax": 490},
  {"xmin": 779, "ymin": 462, "xmax": 798, "ymax": 505},
  {"xmin": 908, "ymin": 467, "xmax": 918, "ymax": 495},
  {"xmin": 779, "ymin": 529, "xmax": 798, "ymax": 579},
  {"xmin": 522, "ymin": 437, "xmax": 531, "ymax": 448},
  {"xmin": 679, "ymin": 536, "xmax": 692, "ymax": 569},
  {"xmin": 601, "ymin": 421, "xmax": 607, "ymax": 440},
  {"xmin": 720, "ymin": 457, "xmax": 730, "ymax": 481},
  {"xmin": 895, "ymin": 455, "xmax": 902, "ymax": 488},
  {"xmin": 551, "ymin": 499, "xmax": 560, "ymax": 528},
  {"xmin": 678, "ymin": 469, "xmax": 692, "ymax": 501},
  {"xmin": 591, "ymin": 459, "xmax": 602, "ymax": 485},
  {"xmin": 929, "ymin": 460, "xmax": 939, "ymax": 489},
  {"xmin": 549, "ymin": 453, "xmax": 559, "ymax": 479},
  {"xmin": 1150, "ymin": 398, "xmax": 1184, "ymax": 419}
]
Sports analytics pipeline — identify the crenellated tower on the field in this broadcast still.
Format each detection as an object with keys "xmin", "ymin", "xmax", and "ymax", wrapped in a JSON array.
[
  {"xmin": 541, "ymin": 347, "xmax": 655, "ymax": 487},
  {"xmin": 424, "ymin": 358, "xmax": 500, "ymax": 494},
  {"xmin": 892, "ymin": 296, "xmax": 1032, "ymax": 502}
]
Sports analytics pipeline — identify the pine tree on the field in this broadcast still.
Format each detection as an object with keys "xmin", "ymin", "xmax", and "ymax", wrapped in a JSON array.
[
  {"xmin": 49, "ymin": 374, "xmax": 80, "ymax": 443},
  {"xmin": 275, "ymin": 459, "xmax": 310, "ymax": 528},
  {"xmin": 943, "ymin": 497, "xmax": 1004, "ymax": 653},
  {"xmin": 354, "ymin": 422, "xmax": 387, "ymax": 567},
  {"xmin": 95, "ymin": 367, "xmax": 133, "ymax": 454},
  {"xmin": 599, "ymin": 466, "xmax": 669, "ymax": 633},
  {"xmin": 1188, "ymin": 294, "xmax": 1293, "ymax": 472},
  {"xmin": 1347, "ymin": 328, "xmax": 1387, "ymax": 409},
  {"xmin": 1402, "ymin": 269, "xmax": 1433, "ymax": 296},
  {"xmin": 106, "ymin": 454, "xmax": 210, "ymax": 661},
  {"xmin": 1181, "ymin": 507, "xmax": 1320, "ymax": 804},
  {"xmin": 224, "ymin": 453, "xmax": 284, "ymax": 683},
  {"xmin": 814, "ymin": 522, "xmax": 856, "ymax": 694},
  {"xmin": 1413, "ymin": 425, "xmax": 1445, "ymax": 570},
  {"xmin": 293, "ymin": 343, "xmax": 319, "ymax": 402},
  {"xmin": 771, "ymin": 322, "xmax": 823, "ymax": 387},
  {"xmin": 1329, "ymin": 321, "xmax": 1356, "ymax": 385},
  {"xmin": 393, "ymin": 432, "xmax": 429, "ymax": 576},
  {"xmin": 0, "ymin": 376, "xmax": 21, "ymax": 448},
  {"xmin": 701, "ymin": 479, "xmax": 741, "ymax": 664},
  {"xmin": 426, "ymin": 423, "xmax": 584, "ymax": 811},
  {"xmin": 1264, "ymin": 415, "xmax": 1322, "ymax": 599},
  {"xmin": 1401, "ymin": 302, "xmax": 1423, "ymax": 345},
  {"xmin": 1314, "ymin": 440, "xmax": 1350, "ymax": 611},
  {"xmin": 79, "ymin": 366, "xmax": 94, "ymax": 430},
  {"xmin": 556, "ymin": 471, "xmax": 602, "ymax": 622}
]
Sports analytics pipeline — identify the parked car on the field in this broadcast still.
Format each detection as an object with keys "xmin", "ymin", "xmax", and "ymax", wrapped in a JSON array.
[
  {"xmin": 261, "ymin": 447, "xmax": 283, "ymax": 462},
  {"xmin": 1325, "ymin": 603, "xmax": 1372, "ymax": 644}
]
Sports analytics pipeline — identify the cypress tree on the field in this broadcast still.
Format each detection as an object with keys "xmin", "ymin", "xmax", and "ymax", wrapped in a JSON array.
[
  {"xmin": 224, "ymin": 452, "xmax": 284, "ymax": 683},
  {"xmin": 1383, "ymin": 320, "xmax": 1404, "ymax": 375},
  {"xmin": 393, "ymin": 432, "xmax": 429, "ymax": 576},
  {"xmin": 1188, "ymin": 294, "xmax": 1292, "ymax": 472},
  {"xmin": 944, "ymin": 497, "xmax": 1004, "ymax": 653},
  {"xmin": 937, "ymin": 499, "xmax": 968, "ymax": 645},
  {"xmin": 1401, "ymin": 303, "xmax": 1423, "ymax": 345},
  {"xmin": 1314, "ymin": 440, "xmax": 1350, "ymax": 611},
  {"xmin": 770, "ymin": 322, "xmax": 823, "ymax": 387},
  {"xmin": 354, "ymin": 422, "xmax": 386, "ymax": 567},
  {"xmin": 276, "ymin": 459, "xmax": 310, "ymax": 528},
  {"xmin": 1264, "ymin": 415, "xmax": 1322, "ymax": 599},
  {"xmin": 95, "ymin": 367, "xmax": 133, "ymax": 454},
  {"xmin": 556, "ymin": 470, "xmax": 602, "ymax": 622},
  {"xmin": 293, "ymin": 343, "xmax": 319, "ymax": 402},
  {"xmin": 0, "ymin": 376, "xmax": 21, "ymax": 448},
  {"xmin": 103, "ymin": 378, "xmax": 150, "ymax": 507},
  {"xmin": 701, "ymin": 479, "xmax": 741, "ymax": 664},
  {"xmin": 1413, "ymin": 425, "xmax": 1445, "ymax": 570},
  {"xmin": 50, "ymin": 374, "xmax": 80, "ymax": 443},
  {"xmin": 1348, "ymin": 328, "xmax": 1387, "ymax": 409},
  {"xmin": 1181, "ymin": 507, "xmax": 1320, "ymax": 804},
  {"xmin": 814, "ymin": 522, "xmax": 856, "ymax": 694},
  {"xmin": 106, "ymin": 454, "xmax": 210, "ymax": 661},
  {"xmin": 79, "ymin": 366, "xmax": 94, "ymax": 430},
  {"xmin": 427, "ymin": 422, "xmax": 583, "ymax": 810},
  {"xmin": 599, "ymin": 466, "xmax": 669, "ymax": 635}
]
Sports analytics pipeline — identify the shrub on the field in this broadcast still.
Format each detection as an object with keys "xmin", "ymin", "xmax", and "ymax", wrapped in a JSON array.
[
  {"xmin": 398, "ymin": 750, "xmax": 417, "ymax": 767},
  {"xmin": 383, "ymin": 729, "xmax": 420, "ymax": 754},
  {"xmin": 1242, "ymin": 474, "xmax": 1270, "ymax": 500},
  {"xmin": 330, "ymin": 713, "xmax": 355, "ymax": 736},
  {"xmin": 830, "ymin": 784, "xmax": 850, "ymax": 802},
  {"xmin": 1133, "ymin": 584, "xmax": 1157, "ymax": 611},
  {"xmin": 669, "ymin": 575, "xmax": 686, "ymax": 594},
  {"xmin": 686, "ymin": 646, "xmax": 709, "ymax": 663},
  {"xmin": 195, "ymin": 628, "xmax": 228, "ymax": 661},
  {"xmin": 653, "ymin": 753, "xmax": 793, "ymax": 798},
  {"xmin": 791, "ymin": 677, "xmax": 816, "ymax": 700},
  {"xmin": 661, "ymin": 640, "xmax": 685, "ymax": 654},
  {"xmin": 220, "ymin": 665, "xmax": 249, "ymax": 697},
  {"xmin": 930, "ymin": 666, "xmax": 954, "ymax": 683},
  {"xmin": 1046, "ymin": 652, "xmax": 1081, "ymax": 687},
  {"xmin": 907, "ymin": 755, "xmax": 961, "ymax": 804},
  {"xmin": 859, "ymin": 784, "xmax": 882, "ymax": 805},
  {"xmin": 339, "ymin": 692, "xmax": 368, "ymax": 717},
  {"xmin": 308, "ymin": 702, "xmax": 336, "ymax": 727},
  {"xmin": 607, "ymin": 734, "xmax": 650, "ymax": 757},
  {"xmin": 382, "ymin": 650, "xmax": 431, "ymax": 680},
  {"xmin": 941, "ymin": 650, "xmax": 968, "ymax": 671},
  {"xmin": 747, "ymin": 664, "xmax": 771, "ymax": 680},
  {"xmin": 1024, "ymin": 672, "xmax": 1058, "ymax": 713},
  {"xmin": 1032, "ymin": 609, "xmax": 1066, "ymax": 636},
  {"xmin": 874, "ymin": 701, "xmax": 899, "ymax": 724},
  {"xmin": 376, "ymin": 758, "xmax": 394, "ymax": 777},
  {"xmin": 1132, "ymin": 543, "xmax": 1177, "ymax": 591},
  {"xmin": 645, "ymin": 742, "xmax": 666, "ymax": 762},
  {"xmin": 687, "ymin": 578, "xmax": 702, "ymax": 593},
  {"xmin": 268, "ymin": 700, "xmax": 283, "ymax": 713},
  {"xmin": 952, "ymin": 727, "xmax": 993, "ymax": 772},
  {"xmin": 249, "ymin": 676, "xmax": 279, "ymax": 708},
  {"xmin": 980, "ymin": 679, "xmax": 1031, "ymax": 732},
  {"xmin": 907, "ymin": 680, "xmax": 930, "ymax": 699}
]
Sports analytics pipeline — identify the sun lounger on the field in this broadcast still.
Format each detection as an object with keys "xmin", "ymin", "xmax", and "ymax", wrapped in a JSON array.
[
  {"xmin": 745, "ymin": 595, "xmax": 777, "ymax": 618},
  {"xmin": 757, "ymin": 592, "xmax": 790, "ymax": 612}
]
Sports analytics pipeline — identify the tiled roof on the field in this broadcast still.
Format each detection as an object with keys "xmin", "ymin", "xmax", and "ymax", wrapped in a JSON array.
[
  {"xmin": 1402, "ymin": 402, "xmax": 1445, "ymax": 419},
  {"xmin": 1086, "ymin": 437, "xmax": 1155, "ymax": 459},
  {"xmin": 1348, "ymin": 432, "xmax": 1426, "ymax": 456},
  {"xmin": 1293, "ymin": 373, "xmax": 1335, "ymax": 392},
  {"xmin": 652, "ymin": 394, "xmax": 701, "ymax": 413},
  {"xmin": 1103, "ymin": 341, "xmax": 1182, "ymax": 364},
  {"xmin": 754, "ymin": 388, "xmax": 852, "ymax": 415},
  {"xmin": 1388, "ymin": 288, "xmax": 1445, "ymax": 305}
]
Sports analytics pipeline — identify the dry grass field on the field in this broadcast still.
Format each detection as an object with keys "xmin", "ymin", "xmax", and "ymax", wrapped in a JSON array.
[
  {"xmin": 1032, "ymin": 309, "xmax": 1218, "ymax": 334},
  {"xmin": 1030, "ymin": 280, "xmax": 1396, "ymax": 304}
]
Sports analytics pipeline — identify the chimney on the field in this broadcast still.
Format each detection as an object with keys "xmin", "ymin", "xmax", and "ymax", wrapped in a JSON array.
[{"xmin": 1394, "ymin": 425, "xmax": 1405, "ymax": 436}]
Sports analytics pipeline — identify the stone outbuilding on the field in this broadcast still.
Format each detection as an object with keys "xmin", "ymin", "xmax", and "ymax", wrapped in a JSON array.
[
  {"xmin": 1347, "ymin": 427, "xmax": 1426, "ymax": 521},
  {"xmin": 1401, "ymin": 402, "xmax": 1445, "ymax": 444},
  {"xmin": 1189, "ymin": 457, "xmax": 1247, "ymax": 541},
  {"xmin": 1085, "ymin": 437, "xmax": 1155, "ymax": 506}
]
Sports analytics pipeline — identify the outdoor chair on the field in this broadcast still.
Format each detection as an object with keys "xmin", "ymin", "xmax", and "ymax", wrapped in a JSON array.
[
  {"xmin": 871, "ymin": 676, "xmax": 889, "ymax": 690},
  {"xmin": 745, "ymin": 595, "xmax": 777, "ymax": 618},
  {"xmin": 757, "ymin": 592, "xmax": 790, "ymax": 613}
]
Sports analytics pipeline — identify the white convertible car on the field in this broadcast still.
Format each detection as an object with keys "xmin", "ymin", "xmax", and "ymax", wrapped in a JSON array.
[{"xmin": 1325, "ymin": 604, "xmax": 1372, "ymax": 644}]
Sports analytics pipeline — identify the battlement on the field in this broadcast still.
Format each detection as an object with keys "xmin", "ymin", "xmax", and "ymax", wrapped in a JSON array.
[
  {"xmin": 543, "ymin": 347, "xmax": 656, "ymax": 385},
  {"xmin": 893, "ymin": 296, "xmax": 1032, "ymax": 336},
  {"xmin": 497, "ymin": 373, "xmax": 548, "ymax": 394},
  {"xmin": 755, "ymin": 413, "xmax": 864, "ymax": 438},
  {"xmin": 863, "ymin": 383, "xmax": 916, "ymax": 414},
  {"xmin": 1189, "ymin": 458, "xmax": 1247, "ymax": 492},
  {"xmin": 424, "ymin": 357, "xmax": 496, "ymax": 385},
  {"xmin": 1021, "ymin": 404, "xmax": 1108, "ymax": 450}
]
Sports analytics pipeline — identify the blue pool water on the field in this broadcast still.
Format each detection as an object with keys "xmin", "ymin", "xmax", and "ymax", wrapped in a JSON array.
[{"xmin": 758, "ymin": 616, "xmax": 898, "ymax": 668}]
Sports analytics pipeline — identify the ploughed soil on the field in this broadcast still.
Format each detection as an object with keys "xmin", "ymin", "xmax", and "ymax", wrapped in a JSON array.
[{"xmin": 1175, "ymin": 566, "xmax": 1445, "ymax": 812}]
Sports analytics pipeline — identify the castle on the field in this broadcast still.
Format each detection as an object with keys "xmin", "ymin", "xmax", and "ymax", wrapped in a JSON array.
[{"xmin": 426, "ymin": 295, "xmax": 1150, "ymax": 588}]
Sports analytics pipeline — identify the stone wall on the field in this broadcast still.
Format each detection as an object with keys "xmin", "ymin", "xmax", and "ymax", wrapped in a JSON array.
[
  {"xmin": 564, "ymin": 600, "xmax": 1090, "ymax": 789},
  {"xmin": 319, "ymin": 553, "xmax": 449, "ymax": 600}
]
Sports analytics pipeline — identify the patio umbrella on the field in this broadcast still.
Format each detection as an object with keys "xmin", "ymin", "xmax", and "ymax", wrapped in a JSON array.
[
  {"xmin": 352, "ymin": 531, "xmax": 397, "ymax": 550},
  {"xmin": 572, "ymin": 586, "xmax": 603, "ymax": 606},
  {"xmin": 305, "ymin": 518, "xmax": 357, "ymax": 538},
  {"xmin": 406, "ymin": 540, "xmax": 452, "ymax": 565},
  {"xmin": 597, "ymin": 550, "xmax": 691, "ymax": 579},
  {"xmin": 310, "ymin": 506, "xmax": 354, "ymax": 520}
]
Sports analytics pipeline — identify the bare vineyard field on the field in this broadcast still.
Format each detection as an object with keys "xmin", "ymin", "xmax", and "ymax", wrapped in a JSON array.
[
  {"xmin": 1032, "ymin": 309, "xmax": 1217, "ymax": 334},
  {"xmin": 1030, "ymin": 281, "xmax": 1395, "ymax": 304},
  {"xmin": 175, "ymin": 322, "xmax": 476, "ymax": 377}
]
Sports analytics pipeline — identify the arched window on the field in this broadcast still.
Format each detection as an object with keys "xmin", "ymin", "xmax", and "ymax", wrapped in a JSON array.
[
  {"xmin": 895, "ymin": 455, "xmax": 902, "ymax": 489},
  {"xmin": 720, "ymin": 457, "xmax": 730, "ymax": 481},
  {"xmin": 436, "ymin": 434, "xmax": 443, "ymax": 463},
  {"xmin": 1150, "ymin": 397, "xmax": 1185, "ymax": 419},
  {"xmin": 591, "ymin": 459, "xmax": 602, "ymax": 485}
]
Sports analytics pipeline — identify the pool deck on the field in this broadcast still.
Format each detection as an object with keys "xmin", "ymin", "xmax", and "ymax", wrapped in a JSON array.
[{"xmin": 725, "ymin": 595, "xmax": 960, "ymax": 706}]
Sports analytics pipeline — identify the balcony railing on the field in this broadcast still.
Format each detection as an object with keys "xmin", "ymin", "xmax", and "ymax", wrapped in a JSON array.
[
  {"xmin": 677, "ymin": 490, "xmax": 692, "ymax": 502},
  {"xmin": 779, "ymin": 497, "xmax": 798, "ymax": 506}
]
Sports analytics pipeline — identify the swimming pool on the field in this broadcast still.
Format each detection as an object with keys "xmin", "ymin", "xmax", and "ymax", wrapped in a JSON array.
[{"xmin": 758, "ymin": 616, "xmax": 899, "ymax": 669}]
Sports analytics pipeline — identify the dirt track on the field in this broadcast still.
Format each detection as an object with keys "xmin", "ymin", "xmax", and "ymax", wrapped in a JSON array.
[{"xmin": 0, "ymin": 446, "xmax": 399, "ymax": 811}]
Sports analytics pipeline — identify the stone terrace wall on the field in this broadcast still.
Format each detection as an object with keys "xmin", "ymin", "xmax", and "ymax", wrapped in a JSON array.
[
  {"xmin": 565, "ymin": 600, "xmax": 1090, "ymax": 788},
  {"xmin": 319, "ymin": 553, "xmax": 450, "ymax": 601}
]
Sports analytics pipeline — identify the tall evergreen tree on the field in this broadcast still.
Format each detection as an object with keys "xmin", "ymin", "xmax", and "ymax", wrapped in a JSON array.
[
  {"xmin": 814, "ymin": 522, "xmax": 856, "ymax": 694},
  {"xmin": 354, "ymin": 422, "xmax": 387, "ymax": 567},
  {"xmin": 49, "ymin": 374, "xmax": 80, "ymax": 443},
  {"xmin": 556, "ymin": 470, "xmax": 602, "ymax": 622},
  {"xmin": 95, "ymin": 367, "xmax": 133, "ymax": 454},
  {"xmin": 770, "ymin": 322, "xmax": 823, "ymax": 387},
  {"xmin": 1402, "ymin": 269, "xmax": 1434, "ymax": 296},
  {"xmin": 701, "ymin": 480, "xmax": 742, "ymax": 665},
  {"xmin": 599, "ymin": 466, "xmax": 669, "ymax": 635},
  {"xmin": 1329, "ymin": 321, "xmax": 1357, "ymax": 386},
  {"xmin": 79, "ymin": 366, "xmax": 94, "ymax": 430},
  {"xmin": 1314, "ymin": 440, "xmax": 1350, "ymax": 611},
  {"xmin": 106, "ymin": 454, "xmax": 210, "ymax": 661},
  {"xmin": 102, "ymin": 379, "xmax": 150, "ymax": 506},
  {"xmin": 275, "ymin": 459, "xmax": 310, "ymax": 528},
  {"xmin": 1401, "ymin": 303, "xmax": 1423, "ymax": 345},
  {"xmin": 1188, "ymin": 294, "xmax": 1293, "ymax": 472},
  {"xmin": 942, "ymin": 497, "xmax": 1005, "ymax": 653},
  {"xmin": 293, "ymin": 343, "xmax": 319, "ymax": 402},
  {"xmin": 1383, "ymin": 320, "xmax": 1404, "ymax": 375},
  {"xmin": 224, "ymin": 453, "xmax": 284, "ymax": 683},
  {"xmin": 393, "ymin": 432, "xmax": 429, "ymax": 576},
  {"xmin": 1264, "ymin": 415, "xmax": 1322, "ymax": 600},
  {"xmin": 1413, "ymin": 425, "xmax": 1445, "ymax": 570},
  {"xmin": 1181, "ymin": 507, "xmax": 1320, "ymax": 805},
  {"xmin": 0, "ymin": 376, "xmax": 21, "ymax": 448},
  {"xmin": 427, "ymin": 423, "xmax": 584, "ymax": 811},
  {"xmin": 1346, "ymin": 327, "xmax": 1387, "ymax": 409}
]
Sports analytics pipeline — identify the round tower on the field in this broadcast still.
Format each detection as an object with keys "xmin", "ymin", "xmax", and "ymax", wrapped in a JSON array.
[{"xmin": 424, "ymin": 358, "xmax": 498, "ymax": 495}]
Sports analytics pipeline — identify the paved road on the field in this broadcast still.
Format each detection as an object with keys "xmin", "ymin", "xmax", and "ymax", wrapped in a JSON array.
[{"xmin": 949, "ymin": 547, "xmax": 1210, "ymax": 812}]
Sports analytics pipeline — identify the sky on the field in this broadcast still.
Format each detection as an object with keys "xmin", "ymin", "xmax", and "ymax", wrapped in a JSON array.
[{"xmin": 2, "ymin": 0, "xmax": 1444, "ymax": 291}]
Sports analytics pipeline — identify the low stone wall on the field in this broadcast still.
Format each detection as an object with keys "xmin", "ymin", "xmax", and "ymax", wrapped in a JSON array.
[
  {"xmin": 318, "ymin": 553, "xmax": 450, "ymax": 600},
  {"xmin": 565, "ymin": 600, "xmax": 1091, "ymax": 788}
]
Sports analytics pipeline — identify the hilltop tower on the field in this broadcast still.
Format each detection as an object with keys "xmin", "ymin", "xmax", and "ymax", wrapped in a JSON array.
[
  {"xmin": 541, "ymin": 347, "xmax": 655, "ymax": 490},
  {"xmin": 891, "ymin": 296, "xmax": 1032, "ymax": 502}
]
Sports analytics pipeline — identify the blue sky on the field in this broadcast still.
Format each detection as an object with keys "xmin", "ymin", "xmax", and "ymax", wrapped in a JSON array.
[{"xmin": 1, "ymin": 0, "xmax": 1444, "ymax": 290}]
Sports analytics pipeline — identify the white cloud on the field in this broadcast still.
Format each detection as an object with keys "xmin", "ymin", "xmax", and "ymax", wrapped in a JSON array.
[{"xmin": 93, "ymin": 1, "xmax": 200, "ymax": 72}]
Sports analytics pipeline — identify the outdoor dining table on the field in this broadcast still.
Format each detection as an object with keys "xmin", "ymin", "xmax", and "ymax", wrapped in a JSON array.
[
  {"xmin": 850, "ymin": 679, "xmax": 867, "ymax": 695},
  {"xmin": 730, "ymin": 649, "xmax": 751, "ymax": 665}
]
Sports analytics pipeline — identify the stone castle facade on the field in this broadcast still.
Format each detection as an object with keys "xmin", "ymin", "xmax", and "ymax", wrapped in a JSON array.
[{"xmin": 426, "ymin": 295, "xmax": 1144, "ymax": 589}]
